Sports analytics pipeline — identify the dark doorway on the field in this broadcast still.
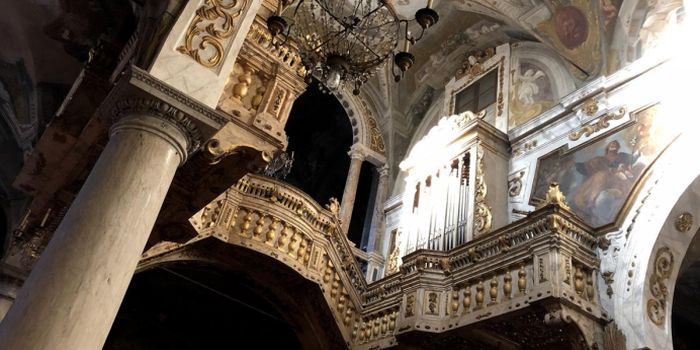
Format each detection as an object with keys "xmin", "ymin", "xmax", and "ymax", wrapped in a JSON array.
[
  {"xmin": 347, "ymin": 161, "xmax": 377, "ymax": 251},
  {"xmin": 283, "ymin": 83, "xmax": 353, "ymax": 206},
  {"xmin": 105, "ymin": 265, "xmax": 302, "ymax": 350},
  {"xmin": 672, "ymin": 260, "xmax": 700, "ymax": 350}
]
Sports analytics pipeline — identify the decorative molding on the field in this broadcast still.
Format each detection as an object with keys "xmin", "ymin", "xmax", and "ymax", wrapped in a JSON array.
[
  {"xmin": 111, "ymin": 98, "xmax": 202, "ymax": 154},
  {"xmin": 601, "ymin": 271, "xmax": 614, "ymax": 298},
  {"xmin": 129, "ymin": 67, "xmax": 229, "ymax": 125},
  {"xmin": 508, "ymin": 170, "xmax": 526, "ymax": 198},
  {"xmin": 582, "ymin": 98, "xmax": 599, "ymax": 116},
  {"xmin": 675, "ymin": 212, "xmax": 693, "ymax": 232},
  {"xmin": 537, "ymin": 183, "xmax": 571, "ymax": 211},
  {"xmin": 473, "ymin": 144, "xmax": 492, "ymax": 235},
  {"xmin": 568, "ymin": 107, "xmax": 626, "ymax": 141},
  {"xmin": 367, "ymin": 115, "xmax": 386, "ymax": 154},
  {"xmin": 497, "ymin": 61, "xmax": 505, "ymax": 117},
  {"xmin": 647, "ymin": 246, "xmax": 674, "ymax": 326},
  {"xmin": 511, "ymin": 140, "xmax": 537, "ymax": 157},
  {"xmin": 245, "ymin": 21, "xmax": 307, "ymax": 77},
  {"xmin": 177, "ymin": 0, "xmax": 248, "ymax": 69},
  {"xmin": 455, "ymin": 48, "xmax": 496, "ymax": 80}
]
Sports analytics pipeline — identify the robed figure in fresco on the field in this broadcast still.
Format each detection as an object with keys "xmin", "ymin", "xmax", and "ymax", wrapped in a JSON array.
[
  {"xmin": 532, "ymin": 106, "xmax": 670, "ymax": 228},
  {"xmin": 571, "ymin": 140, "xmax": 639, "ymax": 226}
]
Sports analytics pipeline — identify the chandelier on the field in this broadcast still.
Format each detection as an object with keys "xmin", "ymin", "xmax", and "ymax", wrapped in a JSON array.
[{"xmin": 266, "ymin": 0, "xmax": 439, "ymax": 94}]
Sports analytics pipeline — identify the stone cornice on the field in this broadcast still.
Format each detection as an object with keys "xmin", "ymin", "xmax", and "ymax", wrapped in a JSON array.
[{"xmin": 111, "ymin": 98, "xmax": 202, "ymax": 156}]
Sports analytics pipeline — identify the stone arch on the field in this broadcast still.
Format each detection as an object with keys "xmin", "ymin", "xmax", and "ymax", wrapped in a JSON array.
[
  {"xmin": 334, "ymin": 89, "xmax": 387, "ymax": 165},
  {"xmin": 602, "ymin": 132, "xmax": 700, "ymax": 349},
  {"xmin": 134, "ymin": 238, "xmax": 347, "ymax": 349}
]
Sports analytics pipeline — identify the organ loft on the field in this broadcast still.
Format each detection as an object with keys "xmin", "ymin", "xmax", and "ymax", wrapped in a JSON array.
[{"xmin": 0, "ymin": 0, "xmax": 698, "ymax": 349}]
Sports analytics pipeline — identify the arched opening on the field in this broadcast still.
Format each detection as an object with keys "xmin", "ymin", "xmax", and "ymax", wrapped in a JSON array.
[
  {"xmin": 348, "ymin": 161, "xmax": 377, "ymax": 251},
  {"xmin": 672, "ymin": 228, "xmax": 700, "ymax": 350},
  {"xmin": 283, "ymin": 84, "xmax": 377, "ymax": 254},
  {"xmin": 283, "ymin": 83, "xmax": 353, "ymax": 205},
  {"xmin": 105, "ymin": 264, "xmax": 301, "ymax": 349},
  {"xmin": 105, "ymin": 243, "xmax": 345, "ymax": 349}
]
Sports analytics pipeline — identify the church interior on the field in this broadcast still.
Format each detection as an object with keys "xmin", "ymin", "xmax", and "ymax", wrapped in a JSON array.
[{"xmin": 0, "ymin": 0, "xmax": 698, "ymax": 349}]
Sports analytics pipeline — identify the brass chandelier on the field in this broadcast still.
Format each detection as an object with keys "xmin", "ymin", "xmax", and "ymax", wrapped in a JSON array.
[{"xmin": 267, "ymin": 0, "xmax": 439, "ymax": 94}]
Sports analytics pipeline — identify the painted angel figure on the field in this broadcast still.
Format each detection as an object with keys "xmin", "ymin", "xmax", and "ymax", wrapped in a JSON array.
[{"xmin": 517, "ymin": 69, "xmax": 546, "ymax": 105}]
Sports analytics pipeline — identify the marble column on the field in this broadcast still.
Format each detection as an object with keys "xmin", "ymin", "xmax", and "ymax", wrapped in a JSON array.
[
  {"xmin": 0, "ymin": 99, "xmax": 199, "ymax": 350},
  {"xmin": 339, "ymin": 145, "xmax": 367, "ymax": 234},
  {"xmin": 367, "ymin": 165, "xmax": 390, "ymax": 252}
]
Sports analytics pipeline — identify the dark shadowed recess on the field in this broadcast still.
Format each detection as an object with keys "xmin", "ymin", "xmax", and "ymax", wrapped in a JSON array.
[
  {"xmin": 104, "ymin": 266, "xmax": 302, "ymax": 350},
  {"xmin": 283, "ymin": 83, "xmax": 353, "ymax": 206}
]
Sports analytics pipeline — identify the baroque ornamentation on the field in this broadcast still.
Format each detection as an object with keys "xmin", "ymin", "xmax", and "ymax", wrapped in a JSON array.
[
  {"xmin": 497, "ymin": 60, "xmax": 505, "ymax": 117},
  {"xmin": 601, "ymin": 271, "xmax": 614, "ymax": 298},
  {"xmin": 511, "ymin": 139, "xmax": 537, "ymax": 157},
  {"xmin": 111, "ymin": 98, "xmax": 202, "ymax": 154},
  {"xmin": 325, "ymin": 197, "xmax": 340, "ymax": 218},
  {"xmin": 473, "ymin": 144, "xmax": 493, "ymax": 235},
  {"xmin": 177, "ymin": 0, "xmax": 247, "ymax": 69},
  {"xmin": 569, "ymin": 106, "xmax": 626, "ymax": 141},
  {"xmin": 582, "ymin": 98, "xmax": 599, "ymax": 116},
  {"xmin": 367, "ymin": 115, "xmax": 386, "ymax": 154},
  {"xmin": 456, "ymin": 48, "xmax": 496, "ymax": 79},
  {"xmin": 386, "ymin": 244, "xmax": 400, "ymax": 275},
  {"xmin": 537, "ymin": 182, "xmax": 571, "ymax": 211},
  {"xmin": 647, "ymin": 246, "xmax": 674, "ymax": 326},
  {"xmin": 508, "ymin": 170, "xmax": 526, "ymax": 197},
  {"xmin": 675, "ymin": 212, "xmax": 693, "ymax": 232},
  {"xmin": 245, "ymin": 22, "xmax": 307, "ymax": 76}
]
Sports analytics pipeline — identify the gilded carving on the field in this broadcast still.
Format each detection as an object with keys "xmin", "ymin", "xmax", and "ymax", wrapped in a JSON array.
[
  {"xmin": 537, "ymin": 182, "xmax": 571, "ymax": 211},
  {"xmin": 569, "ymin": 107, "xmax": 626, "ymax": 141},
  {"xmin": 647, "ymin": 246, "xmax": 674, "ymax": 326},
  {"xmin": 367, "ymin": 115, "xmax": 386, "ymax": 154},
  {"xmin": 497, "ymin": 62, "xmax": 505, "ymax": 117},
  {"xmin": 508, "ymin": 170, "xmax": 526, "ymax": 197},
  {"xmin": 456, "ymin": 48, "xmax": 496, "ymax": 79},
  {"xmin": 386, "ymin": 244, "xmax": 400, "ymax": 275},
  {"xmin": 177, "ymin": 0, "xmax": 247, "ymax": 69},
  {"xmin": 473, "ymin": 145, "xmax": 492, "ymax": 235},
  {"xmin": 675, "ymin": 212, "xmax": 693, "ymax": 232},
  {"xmin": 245, "ymin": 22, "xmax": 306, "ymax": 76},
  {"xmin": 583, "ymin": 99, "xmax": 599, "ymax": 116},
  {"xmin": 511, "ymin": 140, "xmax": 537, "ymax": 157}
]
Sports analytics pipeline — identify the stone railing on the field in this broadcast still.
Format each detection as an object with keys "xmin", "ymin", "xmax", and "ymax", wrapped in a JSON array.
[{"xmin": 140, "ymin": 175, "xmax": 606, "ymax": 349}]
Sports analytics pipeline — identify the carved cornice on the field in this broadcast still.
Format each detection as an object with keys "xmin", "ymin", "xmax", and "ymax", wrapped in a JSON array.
[
  {"xmin": 128, "ymin": 66, "xmax": 229, "ymax": 126},
  {"xmin": 111, "ymin": 98, "xmax": 202, "ymax": 155}
]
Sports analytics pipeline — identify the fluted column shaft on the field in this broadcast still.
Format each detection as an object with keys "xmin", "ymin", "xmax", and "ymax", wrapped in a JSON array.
[
  {"xmin": 0, "ymin": 100, "xmax": 197, "ymax": 350},
  {"xmin": 339, "ymin": 147, "xmax": 366, "ymax": 234}
]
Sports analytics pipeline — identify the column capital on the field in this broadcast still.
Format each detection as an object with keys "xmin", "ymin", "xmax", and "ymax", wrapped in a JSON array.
[
  {"xmin": 378, "ymin": 164, "xmax": 390, "ymax": 178},
  {"xmin": 111, "ymin": 98, "xmax": 202, "ymax": 162},
  {"xmin": 348, "ymin": 143, "xmax": 369, "ymax": 161}
]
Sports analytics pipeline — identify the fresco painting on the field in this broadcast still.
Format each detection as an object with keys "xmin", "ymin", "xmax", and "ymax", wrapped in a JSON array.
[{"xmin": 531, "ymin": 106, "xmax": 673, "ymax": 227}]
